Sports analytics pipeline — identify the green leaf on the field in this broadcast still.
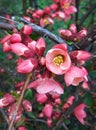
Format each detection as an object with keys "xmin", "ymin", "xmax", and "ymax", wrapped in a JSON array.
[
  {"xmin": 89, "ymin": 71, "xmax": 96, "ymax": 79},
  {"xmin": 65, "ymin": 119, "xmax": 71, "ymax": 125},
  {"xmin": 17, "ymin": 23, "xmax": 24, "ymax": 30},
  {"xmin": 27, "ymin": 112, "xmax": 36, "ymax": 119},
  {"xmin": 24, "ymin": 89, "xmax": 33, "ymax": 100},
  {"xmin": 84, "ymin": 93, "xmax": 93, "ymax": 106},
  {"xmin": 15, "ymin": 116, "xmax": 25, "ymax": 127}
]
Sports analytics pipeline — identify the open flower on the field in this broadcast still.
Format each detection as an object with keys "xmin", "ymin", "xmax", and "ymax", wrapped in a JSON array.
[
  {"xmin": 73, "ymin": 103, "xmax": 87, "ymax": 125},
  {"xmin": 27, "ymin": 77, "xmax": 64, "ymax": 94},
  {"xmin": 64, "ymin": 65, "xmax": 86, "ymax": 86},
  {"xmin": 46, "ymin": 44, "xmax": 71, "ymax": 75}
]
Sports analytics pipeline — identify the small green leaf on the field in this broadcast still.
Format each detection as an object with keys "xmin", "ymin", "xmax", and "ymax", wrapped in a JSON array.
[
  {"xmin": 15, "ymin": 116, "xmax": 25, "ymax": 127},
  {"xmin": 27, "ymin": 112, "xmax": 36, "ymax": 119},
  {"xmin": 65, "ymin": 119, "xmax": 71, "ymax": 125},
  {"xmin": 24, "ymin": 89, "xmax": 33, "ymax": 100},
  {"xmin": 17, "ymin": 23, "xmax": 24, "ymax": 30}
]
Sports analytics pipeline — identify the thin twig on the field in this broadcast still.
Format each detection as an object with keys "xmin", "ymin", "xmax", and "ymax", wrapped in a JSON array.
[
  {"xmin": 0, "ymin": 109, "xmax": 16, "ymax": 130},
  {"xmin": 8, "ymin": 73, "xmax": 32, "ymax": 130}
]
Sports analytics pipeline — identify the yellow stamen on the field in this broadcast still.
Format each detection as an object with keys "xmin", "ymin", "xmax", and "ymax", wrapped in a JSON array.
[
  {"xmin": 53, "ymin": 55, "xmax": 64, "ymax": 65},
  {"xmin": 63, "ymin": 3, "xmax": 70, "ymax": 9},
  {"xmin": 44, "ymin": 19, "xmax": 49, "ymax": 25}
]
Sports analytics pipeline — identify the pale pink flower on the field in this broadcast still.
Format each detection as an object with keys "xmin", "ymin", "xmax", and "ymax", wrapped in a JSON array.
[
  {"xmin": 23, "ymin": 100, "xmax": 32, "ymax": 112},
  {"xmin": 43, "ymin": 104, "xmax": 53, "ymax": 118},
  {"xmin": 64, "ymin": 65, "xmax": 86, "ymax": 86},
  {"xmin": 46, "ymin": 44, "xmax": 71, "ymax": 75},
  {"xmin": 40, "ymin": 17, "xmax": 54, "ymax": 27},
  {"xmin": 73, "ymin": 103, "xmax": 87, "ymax": 125},
  {"xmin": 0, "ymin": 93, "xmax": 15, "ymax": 108},
  {"xmin": 27, "ymin": 77, "xmax": 64, "ymax": 94},
  {"xmin": 17, "ymin": 58, "xmax": 38, "ymax": 74}
]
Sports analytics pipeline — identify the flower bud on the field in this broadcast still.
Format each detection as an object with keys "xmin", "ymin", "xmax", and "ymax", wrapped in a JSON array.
[
  {"xmin": 23, "ymin": 100, "xmax": 32, "ymax": 112},
  {"xmin": 43, "ymin": 104, "xmax": 53, "ymax": 118},
  {"xmin": 36, "ymin": 94, "xmax": 48, "ymax": 104},
  {"xmin": 0, "ymin": 93, "xmax": 15, "ymax": 108},
  {"xmin": 21, "ymin": 25, "xmax": 33, "ymax": 35},
  {"xmin": 18, "ymin": 127, "xmax": 27, "ymax": 130},
  {"xmin": 3, "ymin": 41, "xmax": 11, "ymax": 52},
  {"xmin": 35, "ymin": 37, "xmax": 46, "ymax": 56},
  {"xmin": 11, "ymin": 33, "xmax": 22, "ymax": 43},
  {"xmin": 77, "ymin": 28, "xmax": 87, "ymax": 40},
  {"xmin": 17, "ymin": 58, "xmax": 38, "ymax": 74},
  {"xmin": 69, "ymin": 23, "xmax": 77, "ymax": 34}
]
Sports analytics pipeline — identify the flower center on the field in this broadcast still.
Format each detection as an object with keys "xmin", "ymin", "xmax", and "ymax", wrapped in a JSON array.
[
  {"xmin": 63, "ymin": 3, "xmax": 70, "ymax": 9},
  {"xmin": 44, "ymin": 19, "xmax": 49, "ymax": 25},
  {"xmin": 53, "ymin": 55, "xmax": 64, "ymax": 65}
]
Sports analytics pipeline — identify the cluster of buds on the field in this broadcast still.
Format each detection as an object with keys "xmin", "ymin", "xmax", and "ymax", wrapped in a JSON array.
[
  {"xmin": 59, "ymin": 23, "xmax": 87, "ymax": 42},
  {"xmin": 25, "ymin": 0, "xmax": 77, "ymax": 27}
]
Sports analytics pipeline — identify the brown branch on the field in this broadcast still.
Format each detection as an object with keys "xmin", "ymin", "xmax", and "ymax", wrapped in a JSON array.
[{"xmin": 7, "ymin": 73, "xmax": 32, "ymax": 130}]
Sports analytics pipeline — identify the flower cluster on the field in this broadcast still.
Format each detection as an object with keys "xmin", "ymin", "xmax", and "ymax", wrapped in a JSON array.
[
  {"xmin": 59, "ymin": 23, "xmax": 87, "ymax": 42},
  {"xmin": 24, "ymin": 0, "xmax": 77, "ymax": 27},
  {"xmin": 0, "ymin": 20, "xmax": 91, "ymax": 128}
]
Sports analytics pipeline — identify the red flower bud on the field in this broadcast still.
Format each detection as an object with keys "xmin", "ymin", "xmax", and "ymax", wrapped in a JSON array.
[
  {"xmin": 21, "ymin": 25, "xmax": 33, "ymax": 35},
  {"xmin": 35, "ymin": 37, "xmax": 46, "ymax": 56},
  {"xmin": 0, "ymin": 93, "xmax": 15, "ymax": 108},
  {"xmin": 36, "ymin": 94, "xmax": 48, "ymax": 104},
  {"xmin": 43, "ymin": 104, "xmax": 53, "ymax": 118},
  {"xmin": 11, "ymin": 33, "xmax": 22, "ymax": 43},
  {"xmin": 23, "ymin": 100, "xmax": 32, "ymax": 112}
]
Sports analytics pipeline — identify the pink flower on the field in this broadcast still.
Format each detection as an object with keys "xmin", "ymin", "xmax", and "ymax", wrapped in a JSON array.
[
  {"xmin": 11, "ymin": 33, "xmax": 22, "ymax": 43},
  {"xmin": 73, "ymin": 103, "xmax": 87, "ymax": 125},
  {"xmin": 64, "ymin": 65, "xmax": 86, "ymax": 86},
  {"xmin": 43, "ymin": 104, "xmax": 53, "ymax": 118},
  {"xmin": 17, "ymin": 58, "xmax": 38, "ymax": 74},
  {"xmin": 60, "ymin": 0, "xmax": 77, "ymax": 15},
  {"xmin": 40, "ymin": 17, "xmax": 54, "ymax": 27},
  {"xmin": 70, "ymin": 50, "xmax": 92, "ymax": 63},
  {"xmin": 18, "ymin": 127, "xmax": 27, "ymax": 130},
  {"xmin": 77, "ymin": 28, "xmax": 87, "ymax": 40},
  {"xmin": 23, "ymin": 100, "xmax": 32, "ymax": 112},
  {"xmin": 46, "ymin": 44, "xmax": 71, "ymax": 75},
  {"xmin": 69, "ymin": 23, "xmax": 77, "ymax": 34},
  {"xmin": 0, "ymin": 93, "xmax": 15, "ymax": 108},
  {"xmin": 36, "ymin": 94, "xmax": 48, "ymax": 104},
  {"xmin": 27, "ymin": 77, "xmax": 64, "ymax": 94},
  {"xmin": 35, "ymin": 37, "xmax": 46, "ymax": 56},
  {"xmin": 3, "ymin": 41, "xmax": 11, "ymax": 52},
  {"xmin": 21, "ymin": 25, "xmax": 33, "ymax": 35},
  {"xmin": 0, "ymin": 34, "xmax": 11, "ymax": 44},
  {"xmin": 10, "ymin": 43, "xmax": 30, "ymax": 57}
]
